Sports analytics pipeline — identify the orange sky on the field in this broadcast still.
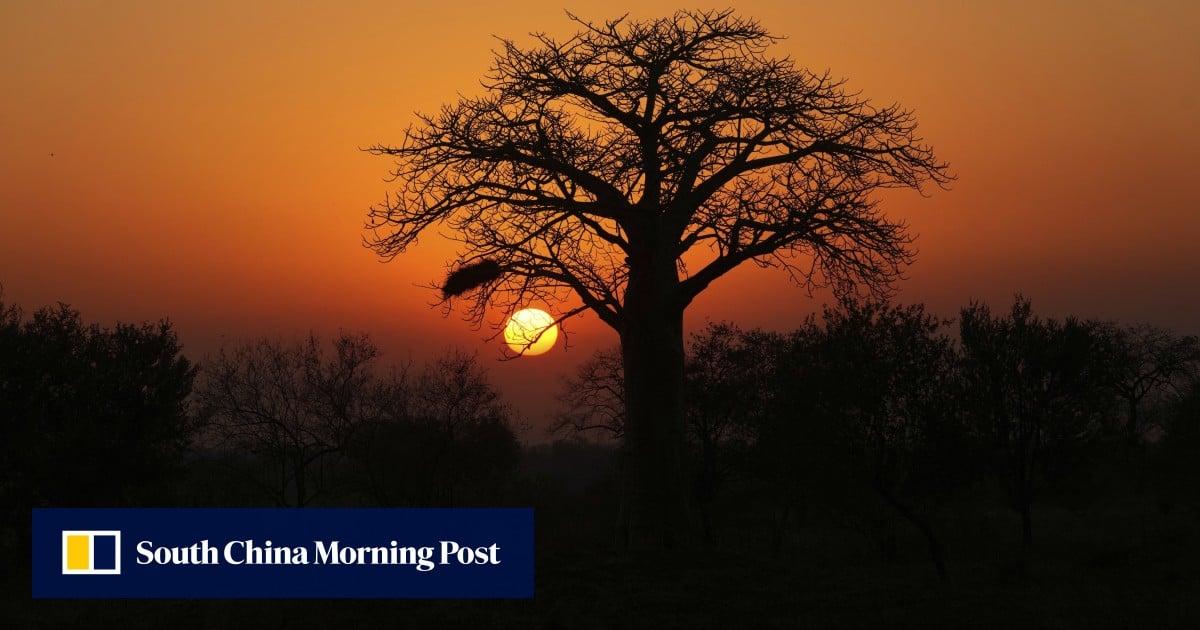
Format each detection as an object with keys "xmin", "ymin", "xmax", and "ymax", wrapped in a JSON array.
[{"xmin": 3, "ymin": 1, "xmax": 1198, "ymax": 433}]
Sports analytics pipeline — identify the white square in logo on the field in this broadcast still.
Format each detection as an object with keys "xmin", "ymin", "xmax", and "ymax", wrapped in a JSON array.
[{"xmin": 62, "ymin": 530, "xmax": 121, "ymax": 575}]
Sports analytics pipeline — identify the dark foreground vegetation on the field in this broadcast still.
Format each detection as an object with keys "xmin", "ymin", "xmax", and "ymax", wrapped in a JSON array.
[{"xmin": 2, "ymin": 292, "xmax": 1199, "ymax": 628}]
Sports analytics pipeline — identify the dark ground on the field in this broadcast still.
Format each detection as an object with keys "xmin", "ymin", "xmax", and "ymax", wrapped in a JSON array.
[{"xmin": 5, "ymin": 495, "xmax": 1198, "ymax": 630}]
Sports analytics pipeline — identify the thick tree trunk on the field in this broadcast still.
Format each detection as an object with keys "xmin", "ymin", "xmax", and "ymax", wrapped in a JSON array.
[
  {"xmin": 620, "ymin": 310, "xmax": 689, "ymax": 548},
  {"xmin": 620, "ymin": 251, "xmax": 690, "ymax": 550}
]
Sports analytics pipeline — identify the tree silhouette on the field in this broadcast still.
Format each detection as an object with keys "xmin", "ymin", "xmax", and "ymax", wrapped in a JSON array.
[
  {"xmin": 804, "ymin": 300, "xmax": 962, "ymax": 580},
  {"xmin": 0, "ymin": 297, "xmax": 195, "ymax": 566},
  {"xmin": 196, "ymin": 333, "xmax": 395, "ymax": 507},
  {"xmin": 0, "ymin": 301, "xmax": 196, "ymax": 509},
  {"xmin": 1094, "ymin": 322, "xmax": 1200, "ymax": 451},
  {"xmin": 959, "ymin": 297, "xmax": 1110, "ymax": 549},
  {"xmin": 551, "ymin": 346, "xmax": 625, "ymax": 438},
  {"xmin": 365, "ymin": 9, "xmax": 951, "ymax": 546},
  {"xmin": 683, "ymin": 322, "xmax": 778, "ymax": 542},
  {"xmin": 356, "ymin": 350, "xmax": 519, "ymax": 507},
  {"xmin": 552, "ymin": 328, "xmax": 777, "ymax": 542}
]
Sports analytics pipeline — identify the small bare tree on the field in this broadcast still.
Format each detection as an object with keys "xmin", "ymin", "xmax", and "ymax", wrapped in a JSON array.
[
  {"xmin": 196, "ymin": 333, "xmax": 394, "ymax": 507},
  {"xmin": 365, "ymin": 9, "xmax": 951, "ymax": 545},
  {"xmin": 1095, "ymin": 322, "xmax": 1200, "ymax": 449},
  {"xmin": 551, "ymin": 347, "xmax": 625, "ymax": 438}
]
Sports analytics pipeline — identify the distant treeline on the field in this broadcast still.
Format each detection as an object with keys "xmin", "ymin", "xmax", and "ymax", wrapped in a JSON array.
[
  {"xmin": 2, "ymin": 293, "xmax": 1199, "ymax": 584},
  {"xmin": 555, "ymin": 296, "xmax": 1200, "ymax": 579},
  {"xmin": 0, "ymin": 295, "xmax": 520, "ymax": 572}
]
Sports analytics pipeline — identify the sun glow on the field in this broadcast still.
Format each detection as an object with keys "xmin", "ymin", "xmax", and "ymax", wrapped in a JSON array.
[{"xmin": 503, "ymin": 308, "xmax": 558, "ymax": 356}]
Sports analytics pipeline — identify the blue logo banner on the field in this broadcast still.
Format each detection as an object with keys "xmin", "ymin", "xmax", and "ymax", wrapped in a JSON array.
[{"xmin": 33, "ymin": 508, "xmax": 534, "ymax": 598}]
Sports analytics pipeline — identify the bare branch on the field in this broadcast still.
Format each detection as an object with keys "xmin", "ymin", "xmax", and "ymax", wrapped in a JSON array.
[{"xmin": 365, "ymin": 9, "xmax": 950, "ymax": 338}]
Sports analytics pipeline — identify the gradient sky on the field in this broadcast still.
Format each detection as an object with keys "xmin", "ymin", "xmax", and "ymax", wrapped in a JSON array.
[{"xmin": 3, "ymin": 1, "xmax": 1198, "ymax": 434}]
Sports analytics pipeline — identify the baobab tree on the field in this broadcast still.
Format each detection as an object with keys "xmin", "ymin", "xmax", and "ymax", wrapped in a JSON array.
[{"xmin": 365, "ymin": 10, "xmax": 951, "ymax": 547}]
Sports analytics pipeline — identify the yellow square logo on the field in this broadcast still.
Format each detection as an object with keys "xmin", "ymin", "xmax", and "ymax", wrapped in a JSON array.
[{"xmin": 61, "ymin": 531, "xmax": 121, "ymax": 575}]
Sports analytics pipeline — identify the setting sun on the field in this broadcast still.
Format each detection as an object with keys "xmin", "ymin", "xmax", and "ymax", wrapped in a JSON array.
[{"xmin": 503, "ymin": 308, "xmax": 558, "ymax": 356}]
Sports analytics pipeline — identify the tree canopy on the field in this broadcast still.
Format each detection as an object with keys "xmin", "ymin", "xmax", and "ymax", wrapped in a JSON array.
[{"xmin": 365, "ymin": 9, "xmax": 951, "ymax": 332}]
